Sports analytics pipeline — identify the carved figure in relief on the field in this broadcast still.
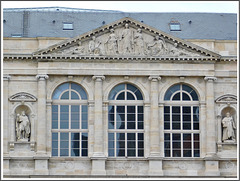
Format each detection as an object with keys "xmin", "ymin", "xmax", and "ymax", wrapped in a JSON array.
[
  {"xmin": 89, "ymin": 36, "xmax": 102, "ymax": 55},
  {"xmin": 120, "ymin": 23, "xmax": 133, "ymax": 54},
  {"xmin": 16, "ymin": 111, "xmax": 30, "ymax": 141},
  {"xmin": 105, "ymin": 28, "xmax": 119, "ymax": 55},
  {"xmin": 222, "ymin": 112, "xmax": 236, "ymax": 142},
  {"xmin": 133, "ymin": 28, "xmax": 145, "ymax": 55},
  {"xmin": 147, "ymin": 35, "xmax": 168, "ymax": 56},
  {"xmin": 72, "ymin": 41, "xmax": 85, "ymax": 55},
  {"xmin": 169, "ymin": 43, "xmax": 188, "ymax": 56}
]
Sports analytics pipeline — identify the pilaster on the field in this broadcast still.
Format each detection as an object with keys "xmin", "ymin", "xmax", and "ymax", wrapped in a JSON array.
[
  {"xmin": 35, "ymin": 74, "xmax": 49, "ymax": 175},
  {"xmin": 91, "ymin": 75, "xmax": 106, "ymax": 175},
  {"xmin": 3, "ymin": 75, "xmax": 11, "ymax": 175},
  {"xmin": 148, "ymin": 76, "xmax": 163, "ymax": 176},
  {"xmin": 204, "ymin": 76, "xmax": 219, "ymax": 176}
]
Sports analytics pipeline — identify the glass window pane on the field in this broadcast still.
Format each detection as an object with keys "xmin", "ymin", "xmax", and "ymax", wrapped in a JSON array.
[
  {"xmin": 116, "ymin": 92, "xmax": 125, "ymax": 100},
  {"xmin": 127, "ymin": 84, "xmax": 137, "ymax": 93},
  {"xmin": 127, "ymin": 149, "xmax": 136, "ymax": 157},
  {"xmin": 138, "ymin": 133, "xmax": 144, "ymax": 140},
  {"xmin": 71, "ymin": 133, "xmax": 79, "ymax": 140},
  {"xmin": 71, "ymin": 149, "xmax": 79, "ymax": 156},
  {"xmin": 52, "ymin": 141, "xmax": 58, "ymax": 148},
  {"xmin": 127, "ymin": 133, "xmax": 135, "ymax": 140},
  {"xmin": 117, "ymin": 106, "xmax": 125, "ymax": 113},
  {"xmin": 60, "ymin": 149, "xmax": 69, "ymax": 156},
  {"xmin": 164, "ymin": 106, "xmax": 170, "ymax": 113},
  {"xmin": 183, "ymin": 150, "xmax": 192, "ymax": 157},
  {"xmin": 109, "ymin": 84, "xmax": 125, "ymax": 100},
  {"xmin": 172, "ymin": 150, "xmax": 181, "ymax": 157},
  {"xmin": 191, "ymin": 91, "xmax": 199, "ymax": 101},
  {"xmin": 71, "ymin": 91, "xmax": 79, "ymax": 100},
  {"xmin": 182, "ymin": 92, "xmax": 191, "ymax": 101},
  {"xmin": 108, "ymin": 106, "xmax": 114, "ymax": 114},
  {"xmin": 127, "ymin": 92, "xmax": 135, "ymax": 100},
  {"xmin": 109, "ymin": 149, "xmax": 115, "ymax": 157},
  {"xmin": 164, "ymin": 84, "xmax": 180, "ymax": 100},
  {"xmin": 194, "ymin": 150, "xmax": 200, "ymax": 157},
  {"xmin": 52, "ymin": 149, "xmax": 58, "ymax": 156},
  {"xmin": 138, "ymin": 106, "xmax": 143, "ymax": 113},
  {"xmin": 71, "ymin": 83, "xmax": 87, "ymax": 100},
  {"xmin": 82, "ymin": 121, "xmax": 88, "ymax": 129},
  {"xmin": 82, "ymin": 149, "xmax": 88, "ymax": 156},
  {"xmin": 52, "ymin": 83, "xmax": 69, "ymax": 99},
  {"xmin": 60, "ymin": 91, "xmax": 69, "ymax": 100},
  {"xmin": 172, "ymin": 92, "xmax": 180, "ymax": 100},
  {"xmin": 127, "ymin": 106, "xmax": 135, "ymax": 113},
  {"xmin": 172, "ymin": 106, "xmax": 180, "ymax": 113},
  {"xmin": 52, "ymin": 132, "xmax": 58, "ymax": 140},
  {"xmin": 82, "ymin": 133, "xmax": 88, "ymax": 140},
  {"xmin": 60, "ymin": 105, "xmax": 69, "ymax": 129},
  {"xmin": 135, "ymin": 89, "xmax": 143, "ymax": 100},
  {"xmin": 138, "ymin": 150, "xmax": 144, "ymax": 157}
]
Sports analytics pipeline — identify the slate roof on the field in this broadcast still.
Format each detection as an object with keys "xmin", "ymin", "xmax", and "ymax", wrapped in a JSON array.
[{"xmin": 3, "ymin": 7, "xmax": 237, "ymax": 40}]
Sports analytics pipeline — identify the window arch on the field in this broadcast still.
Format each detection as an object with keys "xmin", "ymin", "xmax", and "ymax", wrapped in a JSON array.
[
  {"xmin": 51, "ymin": 82, "xmax": 88, "ymax": 157},
  {"xmin": 108, "ymin": 83, "xmax": 144, "ymax": 157},
  {"xmin": 164, "ymin": 84, "xmax": 200, "ymax": 158}
]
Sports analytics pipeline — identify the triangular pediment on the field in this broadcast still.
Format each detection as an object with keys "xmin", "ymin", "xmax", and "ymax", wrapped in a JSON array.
[{"xmin": 33, "ymin": 17, "xmax": 220, "ymax": 59}]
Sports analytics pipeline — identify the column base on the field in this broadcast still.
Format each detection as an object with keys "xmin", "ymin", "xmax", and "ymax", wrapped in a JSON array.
[
  {"xmin": 148, "ymin": 157, "xmax": 164, "ymax": 176},
  {"xmin": 91, "ymin": 156, "xmax": 107, "ymax": 175}
]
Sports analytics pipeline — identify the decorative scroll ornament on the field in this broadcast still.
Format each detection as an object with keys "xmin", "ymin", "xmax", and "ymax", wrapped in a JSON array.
[
  {"xmin": 216, "ymin": 94, "xmax": 237, "ymax": 104},
  {"xmin": 9, "ymin": 92, "xmax": 37, "ymax": 102}
]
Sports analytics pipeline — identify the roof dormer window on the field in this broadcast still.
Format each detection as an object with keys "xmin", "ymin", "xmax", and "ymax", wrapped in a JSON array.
[
  {"xmin": 63, "ymin": 22, "xmax": 73, "ymax": 30},
  {"xmin": 169, "ymin": 21, "xmax": 181, "ymax": 31}
]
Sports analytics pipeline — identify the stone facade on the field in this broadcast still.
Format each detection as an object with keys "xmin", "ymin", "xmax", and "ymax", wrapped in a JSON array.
[{"xmin": 3, "ymin": 17, "xmax": 237, "ymax": 178}]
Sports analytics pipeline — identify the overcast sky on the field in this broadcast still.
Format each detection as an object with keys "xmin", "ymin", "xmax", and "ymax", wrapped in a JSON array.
[{"xmin": 1, "ymin": 1, "xmax": 239, "ymax": 13}]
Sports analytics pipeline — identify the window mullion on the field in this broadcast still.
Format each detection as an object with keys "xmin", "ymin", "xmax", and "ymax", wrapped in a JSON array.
[
  {"xmin": 181, "ymin": 133, "xmax": 183, "ymax": 157},
  {"xmin": 170, "ymin": 133, "xmax": 172, "ymax": 157},
  {"xmin": 68, "ymin": 132, "xmax": 71, "ymax": 157},
  {"xmin": 58, "ymin": 132, "xmax": 60, "ymax": 157},
  {"xmin": 191, "ymin": 133, "xmax": 194, "ymax": 158}
]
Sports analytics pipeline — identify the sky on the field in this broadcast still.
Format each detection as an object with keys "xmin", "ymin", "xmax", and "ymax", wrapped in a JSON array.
[{"xmin": 1, "ymin": 1, "xmax": 239, "ymax": 13}]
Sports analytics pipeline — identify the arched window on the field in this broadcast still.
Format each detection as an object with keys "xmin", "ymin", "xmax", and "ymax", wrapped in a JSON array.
[
  {"xmin": 108, "ymin": 83, "xmax": 144, "ymax": 157},
  {"xmin": 164, "ymin": 84, "xmax": 200, "ymax": 157},
  {"xmin": 51, "ymin": 82, "xmax": 88, "ymax": 157}
]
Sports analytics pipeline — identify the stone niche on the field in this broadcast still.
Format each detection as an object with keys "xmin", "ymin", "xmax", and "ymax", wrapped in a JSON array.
[
  {"xmin": 9, "ymin": 105, "xmax": 35, "ymax": 156},
  {"xmin": 216, "ymin": 94, "xmax": 237, "ymax": 156}
]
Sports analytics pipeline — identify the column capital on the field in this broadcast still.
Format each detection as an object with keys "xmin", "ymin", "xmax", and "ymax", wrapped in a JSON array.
[
  {"xmin": 3, "ymin": 74, "xmax": 11, "ymax": 81},
  {"xmin": 92, "ymin": 75, "xmax": 105, "ymax": 81},
  {"xmin": 36, "ymin": 74, "xmax": 49, "ymax": 80},
  {"xmin": 148, "ymin": 75, "xmax": 161, "ymax": 82},
  {"xmin": 204, "ymin": 76, "xmax": 217, "ymax": 82}
]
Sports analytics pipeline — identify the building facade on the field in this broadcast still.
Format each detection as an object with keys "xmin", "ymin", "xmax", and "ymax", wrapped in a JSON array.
[{"xmin": 2, "ymin": 8, "xmax": 238, "ymax": 178}]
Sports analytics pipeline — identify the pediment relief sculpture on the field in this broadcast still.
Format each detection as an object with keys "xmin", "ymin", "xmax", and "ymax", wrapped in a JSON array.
[
  {"xmin": 34, "ymin": 17, "xmax": 220, "ymax": 58},
  {"xmin": 9, "ymin": 92, "xmax": 37, "ymax": 102}
]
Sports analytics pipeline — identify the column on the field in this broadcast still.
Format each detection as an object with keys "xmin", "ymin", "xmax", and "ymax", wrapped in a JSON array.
[
  {"xmin": 35, "ymin": 74, "xmax": 49, "ymax": 175},
  {"xmin": 91, "ymin": 75, "xmax": 106, "ymax": 175},
  {"xmin": 148, "ymin": 75, "xmax": 163, "ymax": 176},
  {"xmin": 3, "ymin": 75, "xmax": 11, "ymax": 175},
  {"xmin": 204, "ymin": 76, "xmax": 219, "ymax": 176}
]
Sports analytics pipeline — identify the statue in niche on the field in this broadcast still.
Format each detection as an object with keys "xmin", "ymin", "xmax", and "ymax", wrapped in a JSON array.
[
  {"xmin": 104, "ymin": 28, "xmax": 119, "ymax": 55},
  {"xmin": 72, "ymin": 41, "xmax": 85, "ymax": 55},
  {"xmin": 120, "ymin": 23, "xmax": 133, "ymax": 54},
  {"xmin": 88, "ymin": 36, "xmax": 102, "ymax": 55},
  {"xmin": 147, "ymin": 35, "xmax": 168, "ymax": 56},
  {"xmin": 133, "ymin": 28, "xmax": 145, "ymax": 55},
  {"xmin": 16, "ymin": 111, "xmax": 30, "ymax": 141},
  {"xmin": 222, "ymin": 112, "xmax": 236, "ymax": 142}
]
